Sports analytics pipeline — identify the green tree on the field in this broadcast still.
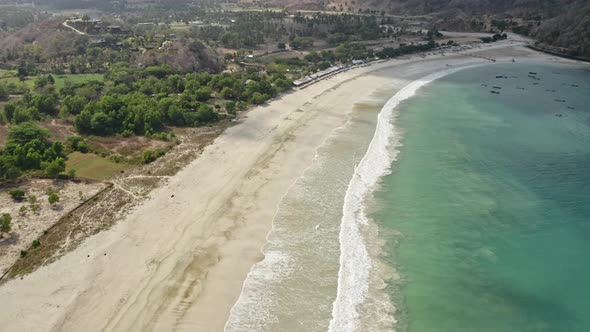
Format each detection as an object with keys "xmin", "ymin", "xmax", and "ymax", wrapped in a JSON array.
[
  {"xmin": 0, "ymin": 83, "xmax": 8, "ymax": 100},
  {"xmin": 249, "ymin": 92, "xmax": 270, "ymax": 105},
  {"xmin": 167, "ymin": 105, "xmax": 186, "ymax": 126},
  {"xmin": 44, "ymin": 158, "xmax": 65, "ymax": 178},
  {"xmin": 90, "ymin": 112, "xmax": 112, "ymax": 135},
  {"xmin": 29, "ymin": 94, "xmax": 57, "ymax": 115},
  {"xmin": 61, "ymin": 95, "xmax": 87, "ymax": 117},
  {"xmin": 7, "ymin": 122, "xmax": 49, "ymax": 145},
  {"xmin": 74, "ymin": 109, "xmax": 93, "ymax": 133},
  {"xmin": 3, "ymin": 102, "xmax": 17, "ymax": 122},
  {"xmin": 34, "ymin": 76, "xmax": 49, "ymax": 89},
  {"xmin": 193, "ymin": 87, "xmax": 212, "ymax": 102}
]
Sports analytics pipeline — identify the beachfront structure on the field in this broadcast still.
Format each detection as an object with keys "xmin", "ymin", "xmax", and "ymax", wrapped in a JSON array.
[{"xmin": 293, "ymin": 66, "xmax": 342, "ymax": 87}]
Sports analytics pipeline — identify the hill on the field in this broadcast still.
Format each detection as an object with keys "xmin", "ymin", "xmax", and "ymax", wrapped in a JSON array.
[{"xmin": 259, "ymin": 0, "xmax": 590, "ymax": 58}]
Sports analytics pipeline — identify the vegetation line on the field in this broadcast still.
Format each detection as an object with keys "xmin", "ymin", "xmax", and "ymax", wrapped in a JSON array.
[{"xmin": 0, "ymin": 182, "xmax": 113, "ymax": 283}]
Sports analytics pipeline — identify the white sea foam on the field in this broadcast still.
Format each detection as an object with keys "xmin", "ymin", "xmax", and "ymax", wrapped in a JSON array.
[{"xmin": 328, "ymin": 67, "xmax": 475, "ymax": 332}]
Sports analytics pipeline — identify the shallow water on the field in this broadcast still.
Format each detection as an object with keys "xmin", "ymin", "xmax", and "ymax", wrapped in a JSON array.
[
  {"xmin": 375, "ymin": 62, "xmax": 590, "ymax": 331},
  {"xmin": 225, "ymin": 88, "xmax": 391, "ymax": 331}
]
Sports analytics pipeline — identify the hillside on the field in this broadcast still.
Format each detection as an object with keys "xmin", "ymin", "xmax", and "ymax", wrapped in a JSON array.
[
  {"xmin": 261, "ymin": 0, "xmax": 590, "ymax": 57},
  {"xmin": 325, "ymin": 0, "xmax": 569, "ymax": 16}
]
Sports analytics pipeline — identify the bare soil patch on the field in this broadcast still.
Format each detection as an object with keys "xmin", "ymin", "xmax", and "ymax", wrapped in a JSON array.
[
  {"xmin": 0, "ymin": 179, "xmax": 106, "ymax": 277},
  {"xmin": 2, "ymin": 121, "xmax": 230, "ymax": 280}
]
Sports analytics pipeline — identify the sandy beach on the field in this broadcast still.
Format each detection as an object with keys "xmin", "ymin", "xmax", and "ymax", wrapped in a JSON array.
[{"xmin": 0, "ymin": 41, "xmax": 551, "ymax": 331}]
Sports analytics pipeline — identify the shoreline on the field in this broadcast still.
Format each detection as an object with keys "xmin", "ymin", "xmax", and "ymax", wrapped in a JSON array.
[
  {"xmin": 329, "ymin": 64, "xmax": 490, "ymax": 332},
  {"xmin": 0, "ymin": 42, "xmax": 552, "ymax": 331},
  {"xmin": 363, "ymin": 57, "xmax": 590, "ymax": 332}
]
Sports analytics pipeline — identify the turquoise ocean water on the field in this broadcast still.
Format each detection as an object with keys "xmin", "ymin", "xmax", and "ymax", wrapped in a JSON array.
[{"xmin": 376, "ymin": 63, "xmax": 590, "ymax": 332}]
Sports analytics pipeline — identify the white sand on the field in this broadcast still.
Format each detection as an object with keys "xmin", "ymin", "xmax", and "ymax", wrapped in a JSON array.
[{"xmin": 0, "ymin": 43, "xmax": 548, "ymax": 331}]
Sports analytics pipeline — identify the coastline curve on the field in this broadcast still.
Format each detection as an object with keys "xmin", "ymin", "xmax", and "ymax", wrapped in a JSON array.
[{"xmin": 328, "ymin": 65, "xmax": 484, "ymax": 332}]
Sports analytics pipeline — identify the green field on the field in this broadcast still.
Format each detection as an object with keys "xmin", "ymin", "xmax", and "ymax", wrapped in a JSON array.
[
  {"xmin": 53, "ymin": 74, "xmax": 104, "ymax": 89},
  {"xmin": 0, "ymin": 73, "xmax": 104, "ymax": 91},
  {"xmin": 66, "ymin": 152, "xmax": 131, "ymax": 180}
]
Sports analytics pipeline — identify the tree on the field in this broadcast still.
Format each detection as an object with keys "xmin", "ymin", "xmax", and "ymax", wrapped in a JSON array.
[
  {"xmin": 29, "ymin": 94, "xmax": 58, "ymax": 115},
  {"xmin": 67, "ymin": 136, "xmax": 89, "ymax": 153},
  {"xmin": 193, "ymin": 87, "xmax": 212, "ymax": 102},
  {"xmin": 9, "ymin": 189, "xmax": 26, "ymax": 201},
  {"xmin": 0, "ymin": 83, "xmax": 8, "ymax": 100},
  {"xmin": 90, "ymin": 112, "xmax": 112, "ymax": 135},
  {"xmin": 7, "ymin": 122, "xmax": 49, "ymax": 145},
  {"xmin": 35, "ymin": 76, "xmax": 49, "ymax": 89},
  {"xmin": 44, "ymin": 158, "xmax": 65, "ymax": 178},
  {"xmin": 82, "ymin": 15, "xmax": 90, "ymax": 22},
  {"xmin": 3, "ymin": 102, "xmax": 17, "ymax": 122},
  {"xmin": 74, "ymin": 109, "xmax": 93, "ymax": 133},
  {"xmin": 290, "ymin": 37, "xmax": 313, "ymax": 50},
  {"xmin": 249, "ymin": 92, "xmax": 270, "ymax": 105},
  {"xmin": 48, "ymin": 193, "xmax": 59, "ymax": 205},
  {"xmin": 0, "ymin": 213, "xmax": 11, "ymax": 233},
  {"xmin": 220, "ymin": 86, "xmax": 237, "ymax": 100},
  {"xmin": 277, "ymin": 42, "xmax": 286, "ymax": 50},
  {"xmin": 167, "ymin": 105, "xmax": 186, "ymax": 126},
  {"xmin": 61, "ymin": 95, "xmax": 87, "ymax": 117}
]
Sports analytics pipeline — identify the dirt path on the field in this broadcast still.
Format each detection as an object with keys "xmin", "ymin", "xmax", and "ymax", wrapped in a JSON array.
[{"xmin": 62, "ymin": 21, "xmax": 87, "ymax": 35}]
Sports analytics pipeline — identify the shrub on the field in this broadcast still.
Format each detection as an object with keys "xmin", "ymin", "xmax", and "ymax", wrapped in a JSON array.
[
  {"xmin": 0, "ymin": 213, "xmax": 12, "ymax": 233},
  {"xmin": 20, "ymin": 250, "xmax": 27, "ymax": 257},
  {"xmin": 9, "ymin": 189, "xmax": 26, "ymax": 201},
  {"xmin": 67, "ymin": 136, "xmax": 89, "ymax": 153},
  {"xmin": 142, "ymin": 150, "xmax": 156, "ymax": 164},
  {"xmin": 48, "ymin": 193, "xmax": 59, "ymax": 205},
  {"xmin": 32, "ymin": 240, "xmax": 41, "ymax": 248},
  {"xmin": 142, "ymin": 148, "xmax": 167, "ymax": 164},
  {"xmin": 226, "ymin": 101, "xmax": 236, "ymax": 115}
]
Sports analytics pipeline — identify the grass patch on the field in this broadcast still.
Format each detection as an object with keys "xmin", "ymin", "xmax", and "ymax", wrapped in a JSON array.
[
  {"xmin": 66, "ymin": 152, "xmax": 131, "ymax": 180},
  {"xmin": 0, "ymin": 69, "xmax": 16, "ymax": 79},
  {"xmin": 53, "ymin": 74, "xmax": 104, "ymax": 90},
  {"xmin": 0, "ymin": 73, "xmax": 104, "ymax": 91}
]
